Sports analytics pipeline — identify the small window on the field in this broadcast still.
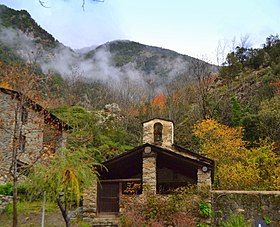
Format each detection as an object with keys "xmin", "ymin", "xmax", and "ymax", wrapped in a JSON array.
[
  {"xmin": 154, "ymin": 122, "xmax": 163, "ymax": 145},
  {"xmin": 21, "ymin": 107, "xmax": 28, "ymax": 124},
  {"xmin": 17, "ymin": 160, "xmax": 29, "ymax": 176},
  {"xmin": 19, "ymin": 134, "xmax": 26, "ymax": 152}
]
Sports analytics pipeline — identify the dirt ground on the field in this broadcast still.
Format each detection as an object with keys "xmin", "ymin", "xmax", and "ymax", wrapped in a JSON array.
[{"xmin": 0, "ymin": 212, "xmax": 69, "ymax": 227}]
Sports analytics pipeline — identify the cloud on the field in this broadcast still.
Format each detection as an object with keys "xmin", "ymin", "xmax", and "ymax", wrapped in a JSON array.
[
  {"xmin": 0, "ymin": 26, "xmax": 214, "ymax": 100},
  {"xmin": 0, "ymin": 27, "xmax": 149, "ymax": 90}
]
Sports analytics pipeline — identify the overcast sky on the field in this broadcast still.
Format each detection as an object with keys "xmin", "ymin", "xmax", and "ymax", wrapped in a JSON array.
[{"xmin": 0, "ymin": 0, "xmax": 279, "ymax": 64}]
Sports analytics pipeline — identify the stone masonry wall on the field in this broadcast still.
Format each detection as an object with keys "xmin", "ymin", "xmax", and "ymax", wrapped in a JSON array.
[
  {"xmin": 142, "ymin": 147, "xmax": 157, "ymax": 194},
  {"xmin": 0, "ymin": 93, "xmax": 44, "ymax": 183},
  {"xmin": 0, "ymin": 91, "xmax": 66, "ymax": 183},
  {"xmin": 142, "ymin": 119, "xmax": 174, "ymax": 148},
  {"xmin": 18, "ymin": 110, "xmax": 44, "ymax": 165},
  {"xmin": 83, "ymin": 180, "xmax": 98, "ymax": 220},
  {"xmin": 212, "ymin": 190, "xmax": 280, "ymax": 227},
  {"xmin": 0, "ymin": 195, "xmax": 12, "ymax": 214},
  {"xmin": 0, "ymin": 92, "xmax": 17, "ymax": 183},
  {"xmin": 197, "ymin": 168, "xmax": 212, "ymax": 189}
]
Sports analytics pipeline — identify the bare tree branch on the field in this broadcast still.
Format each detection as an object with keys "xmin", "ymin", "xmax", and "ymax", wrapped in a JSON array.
[
  {"xmin": 38, "ymin": 0, "xmax": 104, "ymax": 10},
  {"xmin": 39, "ymin": 0, "xmax": 50, "ymax": 8}
]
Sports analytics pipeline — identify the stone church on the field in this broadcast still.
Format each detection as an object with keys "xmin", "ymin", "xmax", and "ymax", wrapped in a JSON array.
[{"xmin": 83, "ymin": 118, "xmax": 214, "ymax": 223}]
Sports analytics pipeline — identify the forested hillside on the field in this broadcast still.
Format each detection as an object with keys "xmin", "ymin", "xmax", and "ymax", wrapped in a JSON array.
[{"xmin": 0, "ymin": 4, "xmax": 280, "ymax": 190}]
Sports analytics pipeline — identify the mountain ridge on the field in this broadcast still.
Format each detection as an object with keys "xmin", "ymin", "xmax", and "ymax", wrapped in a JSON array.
[{"xmin": 0, "ymin": 4, "xmax": 216, "ymax": 89}]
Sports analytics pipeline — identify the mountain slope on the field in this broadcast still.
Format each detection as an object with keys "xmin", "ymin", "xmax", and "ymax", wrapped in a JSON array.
[
  {"xmin": 85, "ymin": 40, "xmax": 196, "ymax": 77},
  {"xmin": 0, "ymin": 4, "xmax": 216, "ymax": 90},
  {"xmin": 0, "ymin": 4, "xmax": 58, "ymax": 48}
]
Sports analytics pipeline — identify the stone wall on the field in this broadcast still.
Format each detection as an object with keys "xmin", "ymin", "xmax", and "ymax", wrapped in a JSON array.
[
  {"xmin": 212, "ymin": 190, "xmax": 280, "ymax": 227},
  {"xmin": 0, "ymin": 92, "xmax": 17, "ymax": 183},
  {"xmin": 18, "ymin": 109, "xmax": 44, "ymax": 165},
  {"xmin": 0, "ymin": 195, "xmax": 12, "ymax": 214},
  {"xmin": 83, "ymin": 181, "xmax": 98, "ymax": 220},
  {"xmin": 0, "ymin": 93, "xmax": 45, "ymax": 183},
  {"xmin": 120, "ymin": 194, "xmax": 145, "ymax": 214},
  {"xmin": 0, "ymin": 91, "xmax": 67, "ymax": 183},
  {"xmin": 142, "ymin": 119, "xmax": 174, "ymax": 148},
  {"xmin": 142, "ymin": 147, "xmax": 157, "ymax": 194},
  {"xmin": 197, "ymin": 168, "xmax": 212, "ymax": 189}
]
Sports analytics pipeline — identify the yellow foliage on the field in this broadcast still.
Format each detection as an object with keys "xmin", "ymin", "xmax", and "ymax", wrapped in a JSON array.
[
  {"xmin": 193, "ymin": 118, "xmax": 248, "ymax": 162},
  {"xmin": 273, "ymin": 164, "xmax": 280, "ymax": 190},
  {"xmin": 217, "ymin": 162, "xmax": 260, "ymax": 190},
  {"xmin": 193, "ymin": 118, "xmax": 279, "ymax": 190},
  {"xmin": 0, "ymin": 81, "xmax": 11, "ymax": 89},
  {"xmin": 63, "ymin": 168, "xmax": 81, "ymax": 202}
]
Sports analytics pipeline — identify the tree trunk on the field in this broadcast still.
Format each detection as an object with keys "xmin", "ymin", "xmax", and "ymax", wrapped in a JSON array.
[
  {"xmin": 57, "ymin": 197, "xmax": 71, "ymax": 227},
  {"xmin": 12, "ymin": 174, "xmax": 18, "ymax": 227},
  {"xmin": 11, "ymin": 104, "xmax": 19, "ymax": 227}
]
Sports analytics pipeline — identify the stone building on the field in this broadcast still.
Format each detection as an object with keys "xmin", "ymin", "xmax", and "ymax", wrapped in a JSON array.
[
  {"xmin": 0, "ymin": 87, "xmax": 71, "ymax": 183},
  {"xmin": 83, "ymin": 118, "xmax": 214, "ymax": 223}
]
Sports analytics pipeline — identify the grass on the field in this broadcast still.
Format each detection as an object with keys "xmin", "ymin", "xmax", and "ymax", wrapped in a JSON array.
[
  {"xmin": 3, "ymin": 200, "xmax": 57, "ymax": 216},
  {"xmin": 0, "ymin": 201, "xmax": 90, "ymax": 227},
  {"xmin": 221, "ymin": 213, "xmax": 250, "ymax": 227}
]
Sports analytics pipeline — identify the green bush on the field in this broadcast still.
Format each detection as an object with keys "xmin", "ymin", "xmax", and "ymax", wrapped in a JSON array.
[
  {"xmin": 264, "ymin": 216, "xmax": 271, "ymax": 225},
  {"xmin": 0, "ymin": 183, "xmax": 13, "ymax": 196},
  {"xmin": 221, "ymin": 214, "xmax": 250, "ymax": 227},
  {"xmin": 17, "ymin": 183, "xmax": 30, "ymax": 200},
  {"xmin": 198, "ymin": 202, "xmax": 212, "ymax": 217},
  {"xmin": 0, "ymin": 183, "xmax": 31, "ymax": 198}
]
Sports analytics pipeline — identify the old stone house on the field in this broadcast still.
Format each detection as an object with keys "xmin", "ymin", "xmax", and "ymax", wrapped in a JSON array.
[
  {"xmin": 0, "ymin": 87, "xmax": 71, "ymax": 183},
  {"xmin": 83, "ymin": 118, "xmax": 214, "ymax": 223}
]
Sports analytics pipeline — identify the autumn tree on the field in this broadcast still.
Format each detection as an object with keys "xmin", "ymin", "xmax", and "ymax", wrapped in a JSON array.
[
  {"xmin": 28, "ymin": 147, "xmax": 99, "ymax": 227},
  {"xmin": 257, "ymin": 96, "xmax": 280, "ymax": 143},
  {"xmin": 189, "ymin": 59, "xmax": 216, "ymax": 118},
  {"xmin": 0, "ymin": 61, "xmax": 57, "ymax": 227},
  {"xmin": 193, "ymin": 118, "xmax": 279, "ymax": 190}
]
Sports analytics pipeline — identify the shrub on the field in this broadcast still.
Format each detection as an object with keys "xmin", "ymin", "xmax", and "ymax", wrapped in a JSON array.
[
  {"xmin": 120, "ymin": 186, "xmax": 206, "ymax": 226},
  {"xmin": 221, "ymin": 213, "xmax": 250, "ymax": 227},
  {"xmin": 198, "ymin": 202, "xmax": 212, "ymax": 217},
  {"xmin": 171, "ymin": 212, "xmax": 196, "ymax": 227},
  {"xmin": 264, "ymin": 216, "xmax": 271, "ymax": 225},
  {"xmin": 17, "ymin": 183, "xmax": 29, "ymax": 199},
  {"xmin": 0, "ymin": 183, "xmax": 13, "ymax": 196}
]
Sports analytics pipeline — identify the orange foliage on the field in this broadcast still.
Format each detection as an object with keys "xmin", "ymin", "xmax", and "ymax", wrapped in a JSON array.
[
  {"xmin": 271, "ymin": 80, "xmax": 280, "ymax": 95},
  {"xmin": 128, "ymin": 102, "xmax": 147, "ymax": 116},
  {"xmin": 0, "ymin": 61, "xmax": 51, "ymax": 107},
  {"xmin": 150, "ymin": 94, "xmax": 167, "ymax": 111}
]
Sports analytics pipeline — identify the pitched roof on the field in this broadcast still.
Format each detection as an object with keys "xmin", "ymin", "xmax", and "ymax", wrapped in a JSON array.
[
  {"xmin": 99, "ymin": 143, "xmax": 214, "ymax": 181},
  {"xmin": 0, "ymin": 87, "xmax": 72, "ymax": 130},
  {"xmin": 102, "ymin": 143, "xmax": 214, "ymax": 169}
]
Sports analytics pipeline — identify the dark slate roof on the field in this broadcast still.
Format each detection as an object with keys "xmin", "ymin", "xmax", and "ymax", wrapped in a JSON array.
[
  {"xmin": 102, "ymin": 143, "xmax": 214, "ymax": 169},
  {"xmin": 99, "ymin": 143, "xmax": 214, "ymax": 181},
  {"xmin": 0, "ymin": 87, "xmax": 72, "ymax": 130},
  {"xmin": 172, "ymin": 144, "xmax": 214, "ymax": 166}
]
